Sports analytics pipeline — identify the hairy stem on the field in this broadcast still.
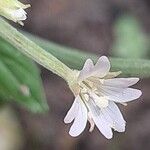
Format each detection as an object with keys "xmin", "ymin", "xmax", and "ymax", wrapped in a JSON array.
[{"xmin": 0, "ymin": 17, "xmax": 74, "ymax": 81}]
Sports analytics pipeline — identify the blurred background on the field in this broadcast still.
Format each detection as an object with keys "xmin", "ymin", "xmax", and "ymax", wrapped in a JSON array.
[{"xmin": 1, "ymin": 0, "xmax": 150, "ymax": 150}]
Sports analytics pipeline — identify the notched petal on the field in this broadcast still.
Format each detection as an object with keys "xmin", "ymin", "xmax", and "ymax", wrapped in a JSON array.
[
  {"xmin": 93, "ymin": 56, "xmax": 111, "ymax": 78},
  {"xmin": 87, "ymin": 99, "xmax": 113, "ymax": 139},
  {"xmin": 69, "ymin": 99, "xmax": 88, "ymax": 137},
  {"xmin": 78, "ymin": 59, "xmax": 94, "ymax": 81},
  {"xmin": 64, "ymin": 96, "xmax": 80, "ymax": 124}
]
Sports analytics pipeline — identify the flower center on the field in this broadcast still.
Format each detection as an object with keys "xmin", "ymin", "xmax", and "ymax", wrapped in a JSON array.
[{"xmin": 79, "ymin": 79, "xmax": 109, "ymax": 108}]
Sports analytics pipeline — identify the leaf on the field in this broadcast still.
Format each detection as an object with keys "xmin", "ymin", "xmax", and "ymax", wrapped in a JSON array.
[
  {"xmin": 112, "ymin": 15, "xmax": 149, "ymax": 58},
  {"xmin": 0, "ymin": 37, "xmax": 48, "ymax": 113},
  {"xmin": 22, "ymin": 31, "xmax": 150, "ymax": 78}
]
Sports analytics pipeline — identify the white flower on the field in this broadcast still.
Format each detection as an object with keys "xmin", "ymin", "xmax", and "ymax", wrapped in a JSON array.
[
  {"xmin": 0, "ymin": 0, "xmax": 30, "ymax": 25},
  {"xmin": 64, "ymin": 56, "xmax": 142, "ymax": 139}
]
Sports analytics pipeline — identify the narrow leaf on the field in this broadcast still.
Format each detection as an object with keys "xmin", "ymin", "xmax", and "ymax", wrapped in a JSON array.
[{"xmin": 0, "ymin": 37, "xmax": 48, "ymax": 112}]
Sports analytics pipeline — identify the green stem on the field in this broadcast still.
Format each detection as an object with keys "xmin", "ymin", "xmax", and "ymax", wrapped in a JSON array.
[
  {"xmin": 1, "ymin": 17, "xmax": 150, "ymax": 79},
  {"xmin": 0, "ymin": 17, "xmax": 74, "ymax": 81}
]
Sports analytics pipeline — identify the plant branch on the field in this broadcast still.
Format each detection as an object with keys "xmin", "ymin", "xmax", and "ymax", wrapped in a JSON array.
[{"xmin": 0, "ymin": 17, "xmax": 74, "ymax": 81}]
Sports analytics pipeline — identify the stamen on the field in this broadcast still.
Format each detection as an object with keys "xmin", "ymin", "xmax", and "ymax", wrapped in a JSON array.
[
  {"xmin": 82, "ymin": 81, "xmax": 92, "ymax": 89},
  {"xmin": 79, "ymin": 93, "xmax": 90, "ymax": 111}
]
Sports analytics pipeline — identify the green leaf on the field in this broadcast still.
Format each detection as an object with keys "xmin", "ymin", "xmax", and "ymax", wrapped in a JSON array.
[
  {"xmin": 22, "ymin": 31, "xmax": 150, "ymax": 78},
  {"xmin": 112, "ymin": 15, "xmax": 149, "ymax": 58},
  {"xmin": 0, "ymin": 37, "xmax": 48, "ymax": 113}
]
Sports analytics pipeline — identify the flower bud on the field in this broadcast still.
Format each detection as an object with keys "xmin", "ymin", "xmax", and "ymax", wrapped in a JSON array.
[{"xmin": 0, "ymin": 0, "xmax": 30, "ymax": 25}]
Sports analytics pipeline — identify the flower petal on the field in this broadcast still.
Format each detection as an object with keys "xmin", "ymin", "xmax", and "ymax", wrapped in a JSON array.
[
  {"xmin": 103, "ymin": 78, "xmax": 139, "ymax": 88},
  {"xmin": 104, "ymin": 71, "xmax": 122, "ymax": 79},
  {"xmin": 69, "ymin": 98, "xmax": 88, "ymax": 137},
  {"xmin": 78, "ymin": 59, "xmax": 94, "ymax": 81},
  {"xmin": 92, "ymin": 56, "xmax": 110, "ymax": 78},
  {"xmin": 93, "ymin": 113, "xmax": 113, "ymax": 139},
  {"xmin": 102, "ymin": 101, "xmax": 126, "ymax": 132},
  {"xmin": 87, "ymin": 99, "xmax": 113, "ymax": 139},
  {"xmin": 78, "ymin": 56, "xmax": 110, "ymax": 81},
  {"xmin": 64, "ymin": 96, "xmax": 79, "ymax": 124},
  {"xmin": 100, "ymin": 86, "xmax": 142, "ymax": 103},
  {"xmin": 12, "ymin": 8, "xmax": 27, "ymax": 20},
  {"xmin": 89, "ymin": 92, "xmax": 109, "ymax": 108}
]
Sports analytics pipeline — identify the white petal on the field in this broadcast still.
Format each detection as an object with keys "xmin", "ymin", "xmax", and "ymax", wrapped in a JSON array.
[
  {"xmin": 78, "ymin": 59, "xmax": 94, "ymax": 81},
  {"xmin": 11, "ymin": 8, "xmax": 27, "ymax": 20},
  {"xmin": 104, "ymin": 101, "xmax": 126, "ymax": 132},
  {"xmin": 87, "ymin": 99, "xmax": 113, "ymax": 139},
  {"xmin": 92, "ymin": 56, "xmax": 110, "ymax": 78},
  {"xmin": 101, "ymin": 109, "xmax": 114, "ymax": 127},
  {"xmin": 90, "ymin": 92, "xmax": 109, "ymax": 108},
  {"xmin": 93, "ymin": 113, "xmax": 113, "ymax": 139},
  {"xmin": 64, "ymin": 96, "xmax": 79, "ymax": 124},
  {"xmin": 69, "ymin": 98, "xmax": 88, "ymax": 137},
  {"xmin": 103, "ymin": 78, "xmax": 139, "ymax": 88},
  {"xmin": 100, "ymin": 86, "xmax": 142, "ymax": 103},
  {"xmin": 78, "ymin": 56, "xmax": 110, "ymax": 81}
]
